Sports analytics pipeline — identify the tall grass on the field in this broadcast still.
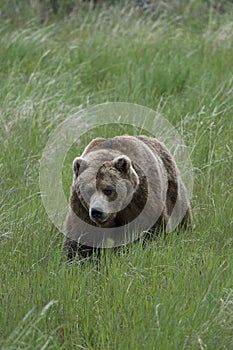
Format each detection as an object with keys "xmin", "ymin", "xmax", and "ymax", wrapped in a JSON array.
[{"xmin": 0, "ymin": 2, "xmax": 233, "ymax": 349}]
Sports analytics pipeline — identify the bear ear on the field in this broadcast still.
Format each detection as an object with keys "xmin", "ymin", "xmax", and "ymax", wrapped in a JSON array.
[
  {"xmin": 113, "ymin": 155, "xmax": 139, "ymax": 189},
  {"xmin": 113, "ymin": 155, "xmax": 131, "ymax": 173},
  {"xmin": 73, "ymin": 157, "xmax": 88, "ymax": 177}
]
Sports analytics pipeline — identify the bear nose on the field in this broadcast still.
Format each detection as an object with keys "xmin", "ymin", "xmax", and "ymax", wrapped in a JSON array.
[{"xmin": 91, "ymin": 207, "xmax": 104, "ymax": 221}]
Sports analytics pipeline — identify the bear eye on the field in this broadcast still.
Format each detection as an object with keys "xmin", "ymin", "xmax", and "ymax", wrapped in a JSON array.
[{"xmin": 103, "ymin": 188, "xmax": 113, "ymax": 196}]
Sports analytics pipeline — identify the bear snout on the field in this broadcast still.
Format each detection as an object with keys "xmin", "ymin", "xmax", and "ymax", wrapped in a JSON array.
[{"xmin": 90, "ymin": 207, "xmax": 107, "ymax": 224}]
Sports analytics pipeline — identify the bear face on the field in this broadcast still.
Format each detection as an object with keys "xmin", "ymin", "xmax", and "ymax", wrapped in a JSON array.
[{"xmin": 72, "ymin": 154, "xmax": 139, "ymax": 227}]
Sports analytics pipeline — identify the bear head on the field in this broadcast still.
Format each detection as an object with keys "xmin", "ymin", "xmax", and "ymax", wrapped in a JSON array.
[{"xmin": 72, "ymin": 153, "xmax": 139, "ymax": 226}]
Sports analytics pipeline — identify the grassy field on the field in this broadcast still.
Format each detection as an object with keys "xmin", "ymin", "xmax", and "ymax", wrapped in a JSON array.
[{"xmin": 1, "ymin": 2, "xmax": 233, "ymax": 349}]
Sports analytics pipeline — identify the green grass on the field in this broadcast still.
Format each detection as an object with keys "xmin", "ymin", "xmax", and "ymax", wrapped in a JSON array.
[{"xmin": 1, "ymin": 2, "xmax": 233, "ymax": 349}]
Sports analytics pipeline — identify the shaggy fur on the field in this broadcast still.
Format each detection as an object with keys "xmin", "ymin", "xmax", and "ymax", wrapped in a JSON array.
[{"xmin": 64, "ymin": 135, "xmax": 192, "ymax": 260}]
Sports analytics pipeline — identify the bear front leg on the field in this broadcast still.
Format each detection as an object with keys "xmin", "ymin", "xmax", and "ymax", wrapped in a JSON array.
[
  {"xmin": 63, "ymin": 237, "xmax": 78, "ymax": 261},
  {"xmin": 63, "ymin": 237, "xmax": 100, "ymax": 261}
]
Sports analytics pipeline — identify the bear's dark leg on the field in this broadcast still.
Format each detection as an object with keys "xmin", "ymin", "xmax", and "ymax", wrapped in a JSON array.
[
  {"xmin": 77, "ymin": 244, "xmax": 100, "ymax": 259},
  {"xmin": 63, "ymin": 237, "xmax": 100, "ymax": 261},
  {"xmin": 63, "ymin": 237, "xmax": 78, "ymax": 261}
]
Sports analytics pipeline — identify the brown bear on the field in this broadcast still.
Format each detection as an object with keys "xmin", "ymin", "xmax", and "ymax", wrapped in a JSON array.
[{"xmin": 64, "ymin": 135, "xmax": 192, "ymax": 260}]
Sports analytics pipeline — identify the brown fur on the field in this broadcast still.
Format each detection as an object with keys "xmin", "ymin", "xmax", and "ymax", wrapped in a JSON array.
[{"xmin": 64, "ymin": 135, "xmax": 192, "ymax": 260}]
